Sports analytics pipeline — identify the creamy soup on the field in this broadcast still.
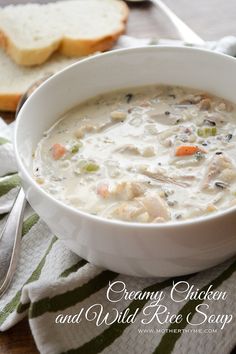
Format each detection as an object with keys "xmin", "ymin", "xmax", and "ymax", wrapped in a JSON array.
[{"xmin": 33, "ymin": 85, "xmax": 236, "ymax": 223}]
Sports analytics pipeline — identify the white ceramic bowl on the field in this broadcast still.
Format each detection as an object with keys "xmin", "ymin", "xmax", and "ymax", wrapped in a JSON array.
[{"xmin": 15, "ymin": 46, "xmax": 236, "ymax": 277}]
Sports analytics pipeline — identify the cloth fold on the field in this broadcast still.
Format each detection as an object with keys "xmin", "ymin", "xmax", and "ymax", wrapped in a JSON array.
[{"xmin": 0, "ymin": 36, "xmax": 236, "ymax": 354}]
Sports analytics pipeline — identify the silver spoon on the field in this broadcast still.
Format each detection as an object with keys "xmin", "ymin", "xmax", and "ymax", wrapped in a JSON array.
[
  {"xmin": 0, "ymin": 75, "xmax": 51, "ymax": 298},
  {"xmin": 127, "ymin": 0, "xmax": 204, "ymax": 45},
  {"xmin": 0, "ymin": 189, "xmax": 26, "ymax": 297}
]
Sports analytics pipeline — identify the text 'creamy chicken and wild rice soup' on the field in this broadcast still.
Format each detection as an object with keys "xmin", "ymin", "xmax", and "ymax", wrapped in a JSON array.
[{"xmin": 33, "ymin": 85, "xmax": 236, "ymax": 223}]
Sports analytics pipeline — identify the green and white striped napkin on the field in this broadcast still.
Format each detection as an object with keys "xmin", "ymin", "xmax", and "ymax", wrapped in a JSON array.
[{"xmin": 1, "ymin": 36, "xmax": 236, "ymax": 354}]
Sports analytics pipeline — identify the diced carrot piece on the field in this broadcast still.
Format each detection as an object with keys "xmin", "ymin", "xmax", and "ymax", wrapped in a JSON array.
[
  {"xmin": 175, "ymin": 145, "xmax": 206, "ymax": 157},
  {"xmin": 97, "ymin": 184, "xmax": 109, "ymax": 198},
  {"xmin": 51, "ymin": 143, "xmax": 66, "ymax": 160}
]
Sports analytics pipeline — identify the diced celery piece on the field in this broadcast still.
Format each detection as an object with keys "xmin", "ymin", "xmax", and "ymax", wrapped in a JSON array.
[
  {"xmin": 197, "ymin": 128, "xmax": 204, "ymax": 137},
  {"xmin": 83, "ymin": 163, "xmax": 99, "ymax": 173},
  {"xmin": 71, "ymin": 142, "xmax": 82, "ymax": 154},
  {"xmin": 197, "ymin": 127, "xmax": 217, "ymax": 137},
  {"xmin": 211, "ymin": 127, "xmax": 217, "ymax": 136}
]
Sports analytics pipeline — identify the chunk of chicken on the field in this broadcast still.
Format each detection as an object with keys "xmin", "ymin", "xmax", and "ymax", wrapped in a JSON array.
[
  {"xmin": 97, "ymin": 181, "xmax": 145, "ymax": 201},
  {"xmin": 75, "ymin": 118, "xmax": 122, "ymax": 138},
  {"xmin": 111, "ymin": 181, "xmax": 145, "ymax": 201},
  {"xmin": 142, "ymin": 146, "xmax": 156, "ymax": 157},
  {"xmin": 138, "ymin": 194, "xmax": 171, "ymax": 221},
  {"xmin": 112, "ymin": 202, "xmax": 148, "ymax": 222},
  {"xmin": 158, "ymin": 127, "xmax": 180, "ymax": 147},
  {"xmin": 202, "ymin": 153, "xmax": 236, "ymax": 189},
  {"xmin": 111, "ymin": 193, "xmax": 171, "ymax": 223},
  {"xmin": 115, "ymin": 144, "xmax": 156, "ymax": 157},
  {"xmin": 74, "ymin": 124, "xmax": 95, "ymax": 138},
  {"xmin": 116, "ymin": 144, "xmax": 140, "ymax": 155}
]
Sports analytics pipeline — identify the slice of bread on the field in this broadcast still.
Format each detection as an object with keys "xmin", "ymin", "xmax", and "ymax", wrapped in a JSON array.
[
  {"xmin": 0, "ymin": 0, "xmax": 128, "ymax": 66},
  {"xmin": 0, "ymin": 47, "xmax": 80, "ymax": 111}
]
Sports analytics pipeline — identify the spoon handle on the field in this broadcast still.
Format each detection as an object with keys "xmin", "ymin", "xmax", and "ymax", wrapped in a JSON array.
[
  {"xmin": 152, "ymin": 0, "xmax": 205, "ymax": 45},
  {"xmin": 0, "ymin": 188, "xmax": 26, "ymax": 297}
]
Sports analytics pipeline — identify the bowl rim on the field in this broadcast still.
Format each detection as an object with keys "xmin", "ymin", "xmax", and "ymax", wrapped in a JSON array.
[{"xmin": 14, "ymin": 45, "xmax": 236, "ymax": 230}]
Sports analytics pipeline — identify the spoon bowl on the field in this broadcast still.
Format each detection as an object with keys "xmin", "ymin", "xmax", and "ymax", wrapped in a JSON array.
[{"xmin": 126, "ymin": 0, "xmax": 204, "ymax": 45}]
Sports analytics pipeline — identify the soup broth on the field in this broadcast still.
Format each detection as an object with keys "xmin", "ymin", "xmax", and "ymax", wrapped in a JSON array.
[{"xmin": 33, "ymin": 85, "xmax": 236, "ymax": 223}]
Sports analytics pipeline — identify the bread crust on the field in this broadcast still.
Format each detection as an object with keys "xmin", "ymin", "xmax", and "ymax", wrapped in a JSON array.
[
  {"xmin": 0, "ymin": 0, "xmax": 129, "ymax": 67},
  {"xmin": 0, "ymin": 93, "xmax": 21, "ymax": 112},
  {"xmin": 59, "ymin": 25, "xmax": 126, "ymax": 57}
]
